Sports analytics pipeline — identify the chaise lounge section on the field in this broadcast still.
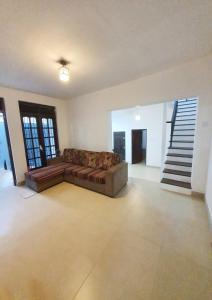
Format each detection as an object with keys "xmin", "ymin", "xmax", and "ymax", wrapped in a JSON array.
[{"xmin": 25, "ymin": 149, "xmax": 128, "ymax": 197}]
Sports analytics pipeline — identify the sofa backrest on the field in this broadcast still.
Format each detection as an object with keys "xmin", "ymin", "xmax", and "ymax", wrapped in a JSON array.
[{"xmin": 63, "ymin": 149, "xmax": 121, "ymax": 170}]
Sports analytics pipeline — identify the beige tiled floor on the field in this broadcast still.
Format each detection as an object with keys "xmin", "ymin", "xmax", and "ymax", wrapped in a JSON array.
[
  {"xmin": 0, "ymin": 178, "xmax": 212, "ymax": 300},
  {"xmin": 128, "ymin": 162, "xmax": 161, "ymax": 183}
]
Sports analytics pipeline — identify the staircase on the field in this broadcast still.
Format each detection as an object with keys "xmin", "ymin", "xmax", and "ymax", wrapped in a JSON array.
[{"xmin": 161, "ymin": 98, "xmax": 198, "ymax": 195}]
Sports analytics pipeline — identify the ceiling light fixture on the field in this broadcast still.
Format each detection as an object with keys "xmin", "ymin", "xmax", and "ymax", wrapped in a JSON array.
[{"xmin": 58, "ymin": 58, "xmax": 70, "ymax": 82}]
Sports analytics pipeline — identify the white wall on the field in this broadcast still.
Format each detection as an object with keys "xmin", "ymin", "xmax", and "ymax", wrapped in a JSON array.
[
  {"xmin": 68, "ymin": 54, "xmax": 212, "ymax": 193},
  {"xmin": 111, "ymin": 103, "xmax": 164, "ymax": 166},
  {"xmin": 0, "ymin": 86, "xmax": 69, "ymax": 184},
  {"xmin": 206, "ymin": 137, "xmax": 212, "ymax": 223}
]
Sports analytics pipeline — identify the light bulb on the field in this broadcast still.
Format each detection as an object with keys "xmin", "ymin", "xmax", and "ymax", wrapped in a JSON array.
[{"xmin": 59, "ymin": 66, "xmax": 70, "ymax": 82}]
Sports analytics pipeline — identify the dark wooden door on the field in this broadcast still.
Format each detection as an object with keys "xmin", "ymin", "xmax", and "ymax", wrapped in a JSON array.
[
  {"xmin": 113, "ymin": 131, "xmax": 125, "ymax": 161},
  {"xmin": 132, "ymin": 129, "xmax": 144, "ymax": 164}
]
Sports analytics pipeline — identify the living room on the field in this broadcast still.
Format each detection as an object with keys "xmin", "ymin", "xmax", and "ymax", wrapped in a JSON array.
[{"xmin": 0, "ymin": 1, "xmax": 212, "ymax": 299}]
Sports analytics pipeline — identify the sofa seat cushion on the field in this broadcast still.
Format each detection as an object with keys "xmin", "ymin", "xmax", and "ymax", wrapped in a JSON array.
[
  {"xmin": 73, "ymin": 167, "xmax": 95, "ymax": 179},
  {"xmin": 26, "ymin": 162, "xmax": 71, "ymax": 183},
  {"xmin": 64, "ymin": 164, "xmax": 83, "ymax": 175},
  {"xmin": 64, "ymin": 165, "xmax": 93, "ymax": 177},
  {"xmin": 87, "ymin": 169, "xmax": 107, "ymax": 184}
]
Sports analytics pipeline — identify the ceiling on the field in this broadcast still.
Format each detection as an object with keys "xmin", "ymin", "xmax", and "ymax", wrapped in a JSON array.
[{"xmin": 0, "ymin": 0, "xmax": 212, "ymax": 99}]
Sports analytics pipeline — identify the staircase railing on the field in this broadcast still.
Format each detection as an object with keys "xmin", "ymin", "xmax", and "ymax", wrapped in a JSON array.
[{"xmin": 166, "ymin": 100, "xmax": 178, "ymax": 148}]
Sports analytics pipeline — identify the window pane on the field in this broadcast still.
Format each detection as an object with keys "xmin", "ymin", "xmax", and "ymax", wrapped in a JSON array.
[
  {"xmin": 48, "ymin": 118, "xmax": 53, "ymax": 127},
  {"xmin": 26, "ymin": 139, "xmax": 33, "ymax": 149},
  {"xmin": 49, "ymin": 129, "xmax": 54, "ymax": 137},
  {"xmin": 23, "ymin": 117, "xmax": 30, "ymax": 128},
  {"xmin": 45, "ymin": 147, "xmax": 50, "ymax": 155},
  {"xmin": 24, "ymin": 128, "xmax": 31, "ymax": 138},
  {"xmin": 32, "ymin": 128, "xmax": 38, "ymax": 138},
  {"xmin": 33, "ymin": 139, "xmax": 39, "ymax": 148},
  {"xmin": 51, "ymin": 146, "xmax": 56, "ymax": 155},
  {"xmin": 27, "ymin": 149, "xmax": 34, "ymax": 159},
  {"xmin": 29, "ymin": 160, "xmax": 36, "ymax": 169},
  {"xmin": 44, "ymin": 138, "xmax": 49, "ymax": 146},
  {"xmin": 36, "ymin": 158, "xmax": 42, "ymax": 167},
  {"xmin": 34, "ymin": 148, "xmax": 40, "ymax": 158},
  {"xmin": 42, "ymin": 118, "xmax": 48, "ymax": 127},
  {"xmin": 30, "ymin": 117, "xmax": 37, "ymax": 128},
  {"xmin": 50, "ymin": 137, "xmax": 55, "ymax": 146},
  {"xmin": 43, "ymin": 128, "xmax": 48, "ymax": 137}
]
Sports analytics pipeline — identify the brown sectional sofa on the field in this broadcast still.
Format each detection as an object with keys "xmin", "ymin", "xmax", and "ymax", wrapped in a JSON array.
[{"xmin": 25, "ymin": 149, "xmax": 128, "ymax": 197}]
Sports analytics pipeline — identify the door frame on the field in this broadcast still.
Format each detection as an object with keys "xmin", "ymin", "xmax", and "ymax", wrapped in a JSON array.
[{"xmin": 0, "ymin": 98, "xmax": 17, "ymax": 185}]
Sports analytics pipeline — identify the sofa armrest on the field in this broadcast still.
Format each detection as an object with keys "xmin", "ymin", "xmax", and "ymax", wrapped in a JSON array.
[
  {"xmin": 105, "ymin": 162, "xmax": 128, "ymax": 197},
  {"xmin": 47, "ymin": 156, "xmax": 63, "ymax": 166}
]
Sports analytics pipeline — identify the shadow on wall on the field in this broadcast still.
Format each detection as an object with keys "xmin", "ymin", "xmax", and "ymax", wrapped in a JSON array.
[{"xmin": 0, "ymin": 113, "xmax": 11, "ymax": 170}]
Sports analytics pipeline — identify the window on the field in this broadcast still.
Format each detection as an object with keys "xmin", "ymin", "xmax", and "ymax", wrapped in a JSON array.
[
  {"xmin": 22, "ymin": 116, "xmax": 42, "ymax": 169},
  {"xmin": 19, "ymin": 102, "xmax": 59, "ymax": 170},
  {"xmin": 42, "ymin": 118, "xmax": 56, "ymax": 160}
]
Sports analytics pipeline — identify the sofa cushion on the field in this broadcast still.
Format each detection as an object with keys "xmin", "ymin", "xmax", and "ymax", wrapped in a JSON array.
[
  {"xmin": 26, "ymin": 162, "xmax": 71, "ymax": 183},
  {"xmin": 63, "ymin": 149, "xmax": 85, "ymax": 165},
  {"xmin": 87, "ymin": 169, "xmax": 106, "ymax": 184},
  {"xmin": 76, "ymin": 167, "xmax": 95, "ymax": 179},
  {"xmin": 83, "ymin": 151, "xmax": 102, "ymax": 169},
  {"xmin": 100, "ymin": 152, "xmax": 121, "ymax": 170},
  {"xmin": 71, "ymin": 165, "xmax": 88, "ymax": 177},
  {"xmin": 32, "ymin": 168, "xmax": 64, "ymax": 183},
  {"xmin": 64, "ymin": 164, "xmax": 82, "ymax": 175}
]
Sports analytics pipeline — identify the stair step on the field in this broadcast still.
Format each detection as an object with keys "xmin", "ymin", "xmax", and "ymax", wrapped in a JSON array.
[
  {"xmin": 177, "ymin": 110, "xmax": 196, "ymax": 114},
  {"xmin": 165, "ymin": 160, "xmax": 192, "ymax": 167},
  {"xmin": 178, "ymin": 100, "xmax": 197, "ymax": 102},
  {"xmin": 173, "ymin": 129, "xmax": 195, "ymax": 131},
  {"xmin": 176, "ymin": 114, "xmax": 196, "ymax": 117},
  {"xmin": 172, "ymin": 135, "xmax": 194, "ymax": 137},
  {"xmin": 178, "ymin": 108, "xmax": 197, "ymax": 111},
  {"xmin": 163, "ymin": 168, "xmax": 191, "ymax": 177},
  {"xmin": 161, "ymin": 178, "xmax": 191, "ymax": 189},
  {"xmin": 175, "ymin": 117, "xmax": 196, "ymax": 121},
  {"xmin": 167, "ymin": 153, "xmax": 193, "ymax": 158},
  {"xmin": 170, "ymin": 140, "xmax": 193, "ymax": 143},
  {"xmin": 169, "ymin": 147, "xmax": 193, "ymax": 150},
  {"xmin": 174, "ymin": 124, "xmax": 195, "ymax": 126},
  {"xmin": 178, "ymin": 104, "xmax": 197, "ymax": 108},
  {"xmin": 177, "ymin": 102, "xmax": 197, "ymax": 107},
  {"xmin": 172, "ymin": 136, "xmax": 194, "ymax": 142},
  {"xmin": 178, "ymin": 102, "xmax": 197, "ymax": 107},
  {"xmin": 178, "ymin": 100, "xmax": 197, "ymax": 104},
  {"xmin": 168, "ymin": 148, "xmax": 193, "ymax": 156}
]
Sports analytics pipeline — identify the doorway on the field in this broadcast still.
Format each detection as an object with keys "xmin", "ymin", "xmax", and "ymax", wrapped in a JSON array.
[
  {"xmin": 131, "ymin": 129, "xmax": 147, "ymax": 164},
  {"xmin": 111, "ymin": 104, "xmax": 163, "ymax": 183},
  {"xmin": 113, "ymin": 131, "xmax": 125, "ymax": 160},
  {"xmin": 19, "ymin": 101, "xmax": 59, "ymax": 170},
  {"xmin": 0, "ymin": 98, "xmax": 16, "ymax": 187}
]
